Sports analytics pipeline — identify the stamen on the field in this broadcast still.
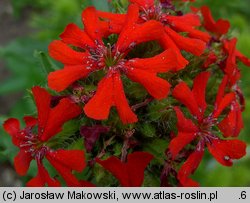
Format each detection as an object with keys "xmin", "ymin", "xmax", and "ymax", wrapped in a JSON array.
[
  {"xmin": 20, "ymin": 143, "xmax": 34, "ymax": 147},
  {"xmin": 129, "ymin": 42, "xmax": 136, "ymax": 49}
]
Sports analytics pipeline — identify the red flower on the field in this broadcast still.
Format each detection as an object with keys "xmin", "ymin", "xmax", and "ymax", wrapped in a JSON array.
[
  {"xmin": 203, "ymin": 51, "xmax": 217, "ymax": 68},
  {"xmin": 99, "ymin": 0, "xmax": 210, "ymax": 69},
  {"xmin": 48, "ymin": 5, "xmax": 178, "ymax": 124},
  {"xmin": 169, "ymin": 72, "xmax": 246, "ymax": 186},
  {"xmin": 214, "ymin": 38, "xmax": 249, "ymax": 90},
  {"xmin": 214, "ymin": 76, "xmax": 244, "ymax": 138},
  {"xmin": 96, "ymin": 152, "xmax": 154, "ymax": 186},
  {"xmin": 223, "ymin": 38, "xmax": 250, "ymax": 70},
  {"xmin": 130, "ymin": 0, "xmax": 154, "ymax": 8},
  {"xmin": 200, "ymin": 6, "xmax": 230, "ymax": 36},
  {"xmin": 3, "ymin": 86, "xmax": 87, "ymax": 187},
  {"xmin": 215, "ymin": 38, "xmax": 249, "ymax": 130}
]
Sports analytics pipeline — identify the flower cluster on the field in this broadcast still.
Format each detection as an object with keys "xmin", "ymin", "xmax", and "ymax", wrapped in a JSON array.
[{"xmin": 3, "ymin": 0, "xmax": 249, "ymax": 186}]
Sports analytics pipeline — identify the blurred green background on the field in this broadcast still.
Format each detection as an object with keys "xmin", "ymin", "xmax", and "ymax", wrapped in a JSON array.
[{"xmin": 0, "ymin": 0, "xmax": 249, "ymax": 186}]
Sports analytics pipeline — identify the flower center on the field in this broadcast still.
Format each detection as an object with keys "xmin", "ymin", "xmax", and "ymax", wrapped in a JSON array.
[
  {"xmin": 140, "ymin": 5, "xmax": 163, "ymax": 21},
  {"xmin": 103, "ymin": 44, "xmax": 124, "ymax": 67},
  {"xmin": 88, "ymin": 43, "xmax": 125, "ymax": 69},
  {"xmin": 196, "ymin": 116, "xmax": 218, "ymax": 142},
  {"xmin": 200, "ymin": 117, "xmax": 217, "ymax": 132},
  {"xmin": 19, "ymin": 127, "xmax": 48, "ymax": 160}
]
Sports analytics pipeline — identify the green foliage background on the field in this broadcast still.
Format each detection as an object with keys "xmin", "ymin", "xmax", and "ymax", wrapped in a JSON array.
[{"xmin": 0, "ymin": 0, "xmax": 249, "ymax": 186}]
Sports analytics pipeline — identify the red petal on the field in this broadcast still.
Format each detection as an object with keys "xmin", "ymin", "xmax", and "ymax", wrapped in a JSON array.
[
  {"xmin": 201, "ymin": 6, "xmax": 230, "ymax": 35},
  {"xmin": 47, "ymin": 150, "xmax": 86, "ymax": 172},
  {"xmin": 80, "ymin": 180, "xmax": 96, "ymax": 187},
  {"xmin": 82, "ymin": 7, "xmax": 103, "ymax": 42},
  {"xmin": 190, "ymin": 6, "xmax": 199, "ymax": 13},
  {"xmin": 203, "ymin": 52, "xmax": 217, "ymax": 68},
  {"xmin": 228, "ymin": 68, "xmax": 241, "ymax": 87},
  {"xmin": 32, "ymin": 86, "xmax": 51, "ymax": 134},
  {"xmin": 235, "ymin": 50, "xmax": 250, "ymax": 67},
  {"xmin": 41, "ymin": 98, "xmax": 82, "ymax": 141},
  {"xmin": 215, "ymin": 19, "xmax": 230, "ymax": 35},
  {"xmin": 3, "ymin": 118, "xmax": 23, "ymax": 146},
  {"xmin": 48, "ymin": 65, "xmax": 92, "ymax": 92},
  {"xmin": 129, "ymin": 0, "xmax": 154, "ymax": 8},
  {"xmin": 113, "ymin": 73, "xmax": 138, "ymax": 124},
  {"xmin": 126, "ymin": 68, "xmax": 171, "ymax": 99},
  {"xmin": 213, "ymin": 92, "xmax": 235, "ymax": 118},
  {"xmin": 165, "ymin": 14, "xmax": 201, "ymax": 27},
  {"xmin": 84, "ymin": 73, "xmax": 137, "ymax": 124},
  {"xmin": 127, "ymin": 152, "xmax": 154, "ymax": 186},
  {"xmin": 166, "ymin": 16, "xmax": 211, "ymax": 42},
  {"xmin": 218, "ymin": 102, "xmax": 243, "ymax": 137},
  {"xmin": 169, "ymin": 132, "xmax": 197, "ymax": 159},
  {"xmin": 46, "ymin": 154, "xmax": 81, "ymax": 187},
  {"xmin": 165, "ymin": 27, "xmax": 206, "ymax": 56},
  {"xmin": 214, "ymin": 75, "xmax": 228, "ymax": 107},
  {"xmin": 121, "ymin": 3, "xmax": 139, "ymax": 26},
  {"xmin": 27, "ymin": 160, "xmax": 61, "ymax": 187},
  {"xmin": 23, "ymin": 116, "xmax": 37, "ymax": 127},
  {"xmin": 3, "ymin": 118, "xmax": 20, "ymax": 137},
  {"xmin": 128, "ymin": 49, "xmax": 177, "ymax": 72},
  {"xmin": 97, "ymin": 11, "xmax": 126, "ymax": 25},
  {"xmin": 192, "ymin": 71, "xmax": 210, "ymax": 116},
  {"xmin": 201, "ymin": 6, "xmax": 216, "ymax": 30},
  {"xmin": 84, "ymin": 75, "xmax": 114, "ymax": 120},
  {"xmin": 179, "ymin": 177, "xmax": 199, "ymax": 187},
  {"xmin": 48, "ymin": 40, "xmax": 88, "ymax": 65},
  {"xmin": 32, "ymin": 87, "xmax": 80, "ymax": 142},
  {"xmin": 159, "ymin": 33, "xmax": 189, "ymax": 70},
  {"xmin": 178, "ymin": 143, "xmax": 204, "ymax": 187},
  {"xmin": 26, "ymin": 174, "xmax": 44, "ymax": 187},
  {"xmin": 100, "ymin": 22, "xmax": 123, "ymax": 37},
  {"xmin": 174, "ymin": 107, "xmax": 198, "ymax": 133},
  {"xmin": 118, "ymin": 20, "xmax": 164, "ymax": 52},
  {"xmin": 60, "ymin": 23, "xmax": 95, "ymax": 48},
  {"xmin": 207, "ymin": 139, "xmax": 246, "ymax": 166},
  {"xmin": 172, "ymin": 82, "xmax": 200, "ymax": 118},
  {"xmin": 14, "ymin": 150, "xmax": 32, "ymax": 176},
  {"xmin": 186, "ymin": 28, "xmax": 211, "ymax": 43},
  {"xmin": 97, "ymin": 11, "xmax": 125, "ymax": 35},
  {"xmin": 97, "ymin": 152, "xmax": 153, "ymax": 187},
  {"xmin": 117, "ymin": 5, "xmax": 164, "ymax": 51},
  {"xmin": 96, "ymin": 156, "xmax": 129, "ymax": 186},
  {"xmin": 223, "ymin": 38, "xmax": 237, "ymax": 74}
]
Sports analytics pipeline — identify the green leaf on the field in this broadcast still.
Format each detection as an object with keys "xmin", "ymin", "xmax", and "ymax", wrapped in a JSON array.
[
  {"xmin": 0, "ymin": 38, "xmax": 47, "ymax": 95},
  {"xmin": 93, "ymin": 164, "xmax": 118, "ymax": 186},
  {"xmin": 34, "ymin": 50, "xmax": 59, "ymax": 75},
  {"xmin": 110, "ymin": 0, "xmax": 128, "ymax": 13},
  {"xmin": 193, "ymin": 157, "xmax": 250, "ymax": 186},
  {"xmin": 10, "ymin": 0, "xmax": 49, "ymax": 18},
  {"xmin": 91, "ymin": 0, "xmax": 110, "ymax": 11},
  {"xmin": 113, "ymin": 143, "xmax": 123, "ymax": 156},
  {"xmin": 143, "ymin": 138, "xmax": 168, "ymax": 164},
  {"xmin": 68, "ymin": 138, "xmax": 84, "ymax": 151},
  {"xmin": 143, "ymin": 171, "xmax": 160, "ymax": 187},
  {"xmin": 0, "ymin": 78, "xmax": 26, "ymax": 94},
  {"xmin": 82, "ymin": 0, "xmax": 92, "ymax": 8},
  {"xmin": 139, "ymin": 123, "xmax": 156, "ymax": 138},
  {"xmin": 48, "ymin": 119, "xmax": 81, "ymax": 149}
]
